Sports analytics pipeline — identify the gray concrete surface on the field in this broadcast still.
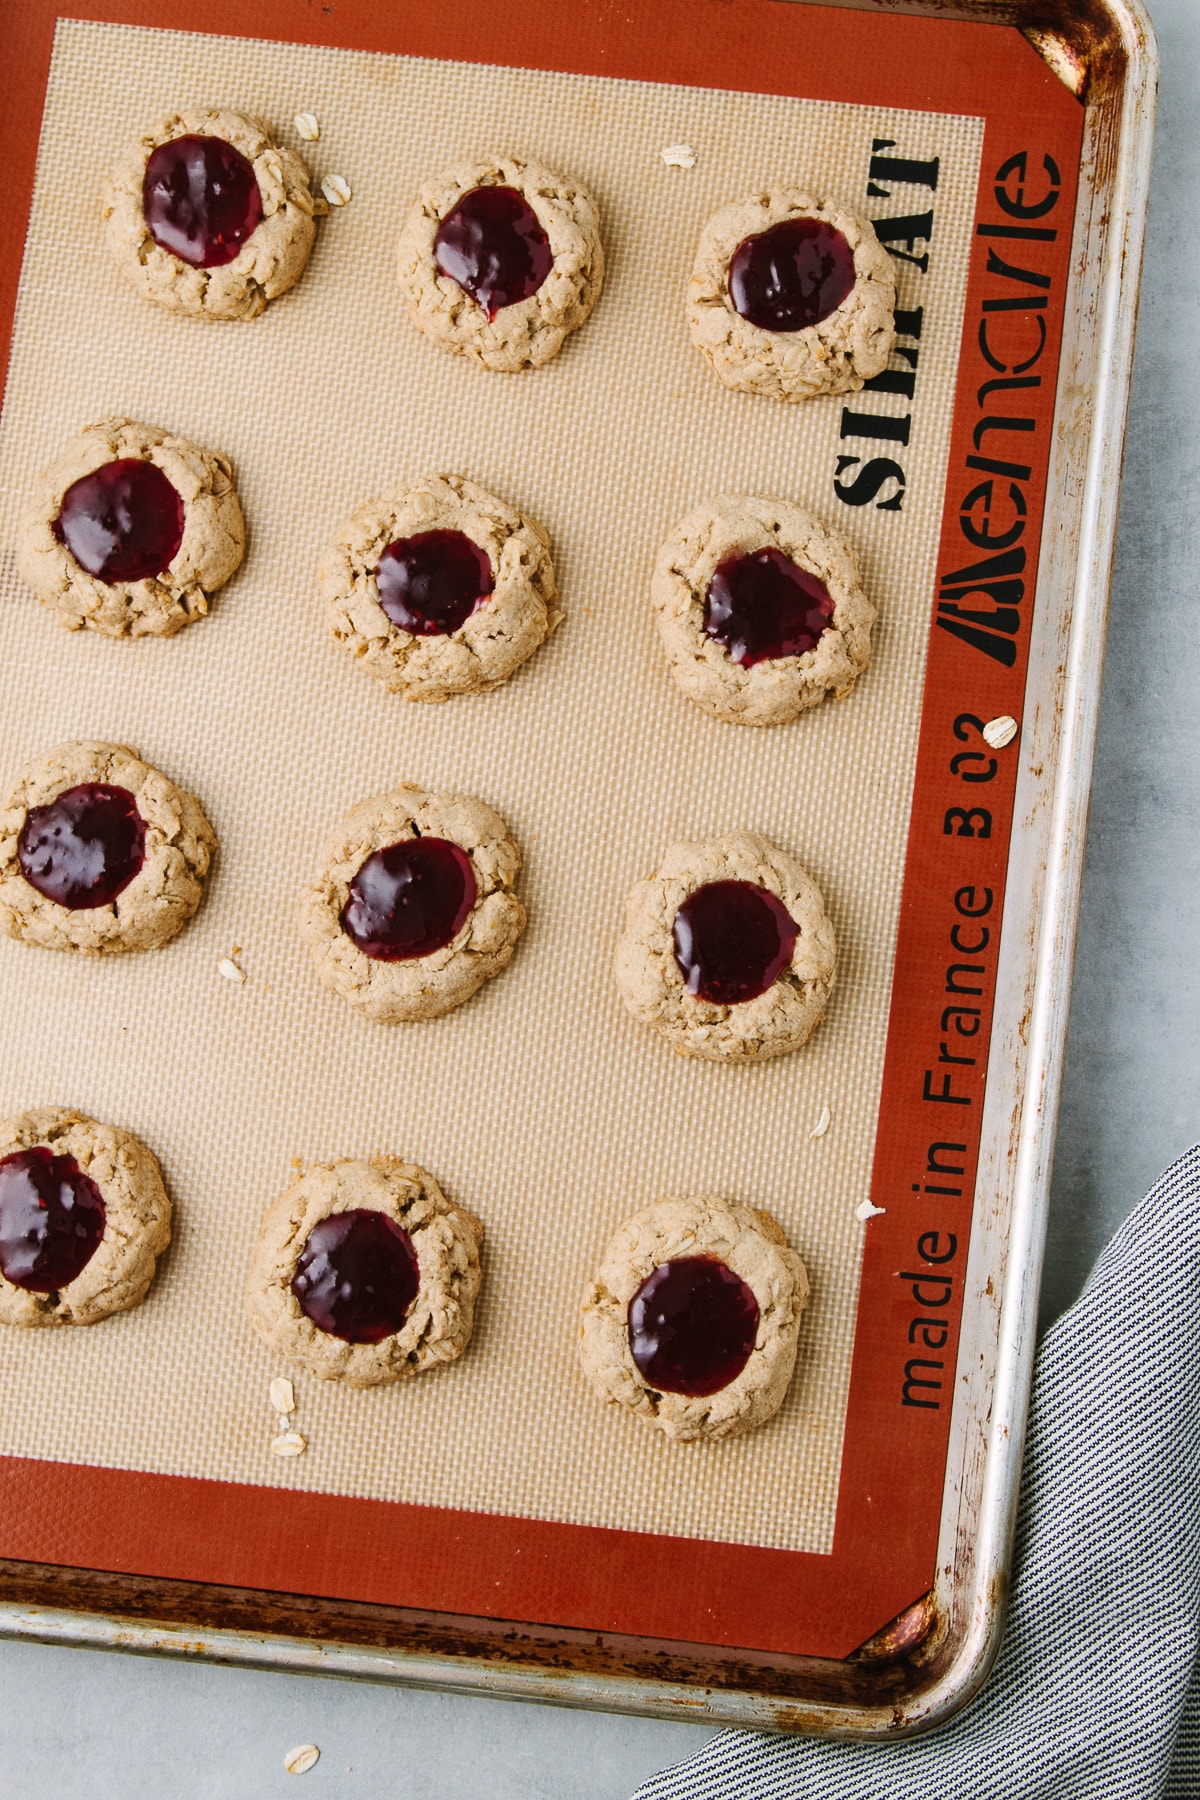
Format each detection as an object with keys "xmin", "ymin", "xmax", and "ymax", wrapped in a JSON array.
[{"xmin": 1, "ymin": 1, "xmax": 1195, "ymax": 1791}]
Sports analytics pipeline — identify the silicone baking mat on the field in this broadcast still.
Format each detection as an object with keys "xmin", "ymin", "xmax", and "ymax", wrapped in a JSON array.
[{"xmin": 0, "ymin": 0, "xmax": 1082, "ymax": 1659}]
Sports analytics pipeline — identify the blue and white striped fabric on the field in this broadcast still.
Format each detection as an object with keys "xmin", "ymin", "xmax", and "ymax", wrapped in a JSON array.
[{"xmin": 634, "ymin": 1146, "xmax": 1200, "ymax": 1800}]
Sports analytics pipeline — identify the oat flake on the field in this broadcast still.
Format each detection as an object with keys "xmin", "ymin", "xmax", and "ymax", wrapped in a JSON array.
[
  {"xmin": 321, "ymin": 173, "xmax": 352, "ymax": 207},
  {"xmin": 661, "ymin": 142, "xmax": 697, "ymax": 169},
  {"xmin": 284, "ymin": 1744, "xmax": 320, "ymax": 1776},
  {"xmin": 294, "ymin": 112, "xmax": 320, "ymax": 142},
  {"xmin": 271, "ymin": 1431, "xmax": 307, "ymax": 1457},
  {"xmin": 217, "ymin": 957, "xmax": 245, "ymax": 983},
  {"xmin": 269, "ymin": 1376, "xmax": 295, "ymax": 1414},
  {"xmin": 855, "ymin": 1199, "xmax": 886, "ymax": 1222},
  {"xmin": 982, "ymin": 714, "xmax": 1019, "ymax": 749},
  {"xmin": 809, "ymin": 1104, "xmax": 832, "ymax": 1139}
]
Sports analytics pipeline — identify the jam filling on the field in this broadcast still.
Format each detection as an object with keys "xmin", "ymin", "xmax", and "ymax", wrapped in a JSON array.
[
  {"xmin": 291, "ymin": 1209, "xmax": 420, "ymax": 1344},
  {"xmin": 142, "ymin": 133, "xmax": 264, "ymax": 267},
  {"xmin": 673, "ymin": 880, "xmax": 798, "ymax": 1006},
  {"xmin": 727, "ymin": 216, "xmax": 857, "ymax": 333},
  {"xmin": 53, "ymin": 459, "xmax": 185, "ymax": 584},
  {"xmin": 340, "ymin": 837, "xmax": 477, "ymax": 961},
  {"xmin": 0, "ymin": 1146, "xmax": 107, "ymax": 1292},
  {"xmin": 704, "ymin": 546, "xmax": 835, "ymax": 667},
  {"xmin": 376, "ymin": 530, "xmax": 494, "ymax": 636},
  {"xmin": 18, "ymin": 784, "xmax": 147, "ymax": 911},
  {"xmin": 628, "ymin": 1255, "xmax": 759, "ymax": 1397},
  {"xmin": 433, "ymin": 185, "xmax": 554, "ymax": 319}
]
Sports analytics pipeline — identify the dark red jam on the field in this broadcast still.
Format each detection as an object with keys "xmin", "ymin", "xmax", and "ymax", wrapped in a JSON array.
[
  {"xmin": 433, "ymin": 184, "xmax": 553, "ymax": 319},
  {"xmin": 18, "ymin": 784, "xmax": 146, "ymax": 910},
  {"xmin": 291, "ymin": 1209, "xmax": 420, "ymax": 1343},
  {"xmin": 340, "ymin": 837, "xmax": 477, "ymax": 961},
  {"xmin": 376, "ymin": 531, "xmax": 494, "ymax": 636},
  {"xmin": 704, "ymin": 547, "xmax": 835, "ymax": 667},
  {"xmin": 673, "ymin": 880, "xmax": 798, "ymax": 1006},
  {"xmin": 727, "ymin": 216, "xmax": 856, "ymax": 333},
  {"xmin": 628, "ymin": 1255, "xmax": 759, "ymax": 1396},
  {"xmin": 0, "ymin": 1146, "xmax": 106, "ymax": 1292},
  {"xmin": 52, "ymin": 459, "xmax": 185, "ymax": 584},
  {"xmin": 142, "ymin": 133, "xmax": 263, "ymax": 267}
]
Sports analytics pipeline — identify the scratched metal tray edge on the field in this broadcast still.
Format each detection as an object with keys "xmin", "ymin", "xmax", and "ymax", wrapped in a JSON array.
[
  {"xmin": 882, "ymin": 0, "xmax": 1160, "ymax": 1743},
  {"xmin": 0, "ymin": 0, "xmax": 1159, "ymax": 1737}
]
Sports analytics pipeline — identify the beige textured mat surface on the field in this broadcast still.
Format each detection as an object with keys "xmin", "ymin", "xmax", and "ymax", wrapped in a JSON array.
[{"xmin": 0, "ymin": 20, "xmax": 981, "ymax": 1554}]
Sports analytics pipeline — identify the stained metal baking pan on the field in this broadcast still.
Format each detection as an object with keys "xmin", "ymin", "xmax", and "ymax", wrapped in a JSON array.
[{"xmin": 0, "ymin": 0, "xmax": 1156, "ymax": 1735}]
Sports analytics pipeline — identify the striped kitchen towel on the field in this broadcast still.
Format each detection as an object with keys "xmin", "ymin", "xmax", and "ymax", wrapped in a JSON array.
[{"xmin": 634, "ymin": 1144, "xmax": 1200, "ymax": 1799}]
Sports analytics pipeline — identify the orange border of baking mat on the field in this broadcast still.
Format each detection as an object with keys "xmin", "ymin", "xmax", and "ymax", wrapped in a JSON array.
[{"xmin": 0, "ymin": 0, "xmax": 1082, "ymax": 1659}]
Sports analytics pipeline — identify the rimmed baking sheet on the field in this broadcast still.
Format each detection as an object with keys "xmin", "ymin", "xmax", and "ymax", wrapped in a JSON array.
[{"xmin": 0, "ymin": 0, "xmax": 1083, "ymax": 1664}]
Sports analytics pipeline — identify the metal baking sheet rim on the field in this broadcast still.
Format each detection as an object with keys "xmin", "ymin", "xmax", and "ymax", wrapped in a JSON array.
[{"xmin": 0, "ymin": 0, "xmax": 1158, "ymax": 1737}]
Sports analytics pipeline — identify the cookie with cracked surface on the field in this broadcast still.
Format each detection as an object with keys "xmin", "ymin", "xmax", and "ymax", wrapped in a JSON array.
[
  {"xmin": 397, "ymin": 155, "xmax": 604, "ymax": 371},
  {"xmin": 687, "ymin": 189, "xmax": 895, "ymax": 401},
  {"xmin": 0, "ymin": 1109, "xmax": 171, "ymax": 1328},
  {"xmin": 578, "ymin": 1196, "xmax": 808, "ymax": 1441},
  {"xmin": 320, "ymin": 475, "xmax": 561, "ymax": 702},
  {"xmin": 245, "ymin": 1157, "xmax": 483, "ymax": 1386},
  {"xmin": 613, "ymin": 831, "xmax": 836, "ymax": 1062},
  {"xmin": 16, "ymin": 417, "xmax": 246, "ymax": 638},
  {"xmin": 102, "ymin": 106, "xmax": 316, "ymax": 321},
  {"xmin": 298, "ymin": 784, "xmax": 525, "ymax": 1022},
  {"xmin": 0, "ymin": 740, "xmax": 216, "ymax": 955},
  {"xmin": 651, "ymin": 496, "xmax": 875, "ymax": 726}
]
